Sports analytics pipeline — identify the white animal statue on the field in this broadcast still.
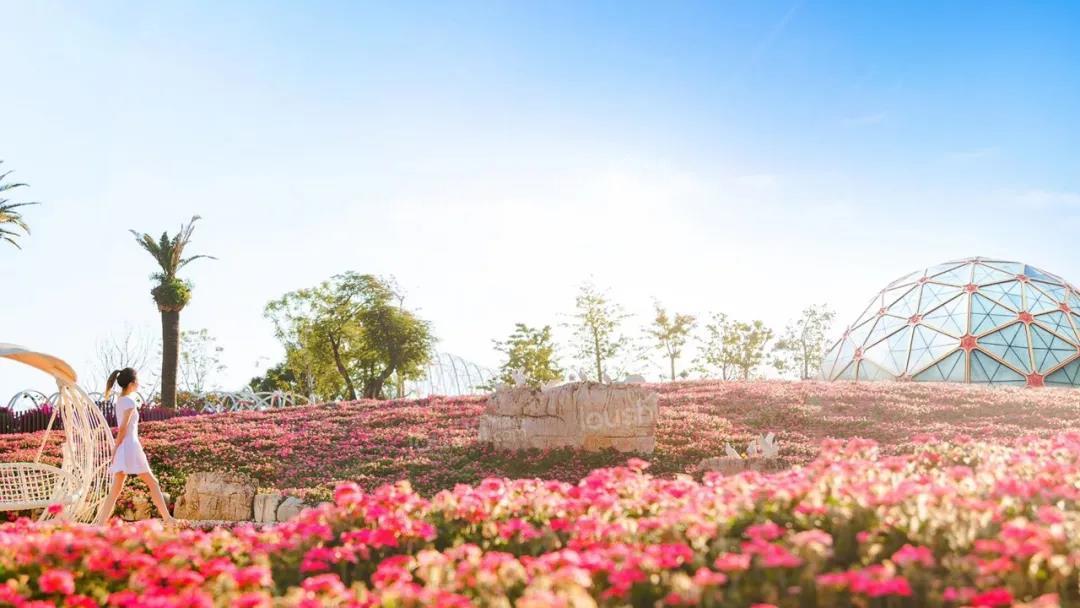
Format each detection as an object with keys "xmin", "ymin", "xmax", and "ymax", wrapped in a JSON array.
[
  {"xmin": 511, "ymin": 370, "xmax": 527, "ymax": 387},
  {"xmin": 578, "ymin": 368, "xmax": 591, "ymax": 383},
  {"xmin": 723, "ymin": 433, "xmax": 779, "ymax": 460},
  {"xmin": 601, "ymin": 372, "xmax": 612, "ymax": 384}
]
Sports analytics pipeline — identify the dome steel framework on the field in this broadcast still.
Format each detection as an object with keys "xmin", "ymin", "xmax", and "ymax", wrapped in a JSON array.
[{"xmin": 821, "ymin": 258, "xmax": 1080, "ymax": 387}]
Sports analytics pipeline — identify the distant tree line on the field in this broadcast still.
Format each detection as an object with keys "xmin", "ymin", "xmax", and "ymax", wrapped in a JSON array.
[{"xmin": 488, "ymin": 282, "xmax": 835, "ymax": 389}]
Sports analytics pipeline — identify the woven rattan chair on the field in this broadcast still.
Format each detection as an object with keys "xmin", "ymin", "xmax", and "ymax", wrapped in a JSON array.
[{"xmin": 0, "ymin": 344, "xmax": 113, "ymax": 522}]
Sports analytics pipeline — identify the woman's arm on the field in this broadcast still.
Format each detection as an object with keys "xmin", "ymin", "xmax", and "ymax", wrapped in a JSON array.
[{"xmin": 115, "ymin": 409, "xmax": 134, "ymax": 447}]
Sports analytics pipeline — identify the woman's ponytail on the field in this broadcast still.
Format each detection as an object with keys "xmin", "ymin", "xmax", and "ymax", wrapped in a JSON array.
[{"xmin": 104, "ymin": 370, "xmax": 121, "ymax": 400}]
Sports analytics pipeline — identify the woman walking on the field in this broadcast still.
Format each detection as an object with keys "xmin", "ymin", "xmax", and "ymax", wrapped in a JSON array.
[{"xmin": 92, "ymin": 367, "xmax": 176, "ymax": 526}]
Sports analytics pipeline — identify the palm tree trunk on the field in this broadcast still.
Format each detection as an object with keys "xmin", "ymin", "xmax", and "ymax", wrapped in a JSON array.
[{"xmin": 161, "ymin": 309, "xmax": 180, "ymax": 409}]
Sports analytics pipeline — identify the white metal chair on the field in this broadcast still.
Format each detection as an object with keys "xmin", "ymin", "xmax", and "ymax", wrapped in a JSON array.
[{"xmin": 0, "ymin": 344, "xmax": 113, "ymax": 522}]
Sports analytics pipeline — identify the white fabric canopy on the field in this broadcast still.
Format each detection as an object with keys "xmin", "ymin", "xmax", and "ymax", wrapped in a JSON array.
[{"xmin": 0, "ymin": 343, "xmax": 77, "ymax": 384}]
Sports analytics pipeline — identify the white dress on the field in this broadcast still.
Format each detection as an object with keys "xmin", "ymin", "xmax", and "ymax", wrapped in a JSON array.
[{"xmin": 108, "ymin": 396, "xmax": 151, "ymax": 474}]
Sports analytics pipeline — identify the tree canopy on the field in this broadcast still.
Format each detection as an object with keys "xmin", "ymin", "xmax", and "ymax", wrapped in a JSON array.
[
  {"xmin": 490, "ymin": 323, "xmax": 563, "ymax": 389},
  {"xmin": 265, "ymin": 273, "xmax": 434, "ymax": 400}
]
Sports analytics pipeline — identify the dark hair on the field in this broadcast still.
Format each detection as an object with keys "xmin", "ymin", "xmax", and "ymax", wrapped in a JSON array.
[{"xmin": 105, "ymin": 368, "xmax": 138, "ymax": 399}]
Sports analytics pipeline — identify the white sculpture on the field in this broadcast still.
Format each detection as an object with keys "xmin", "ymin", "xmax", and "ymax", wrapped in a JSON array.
[
  {"xmin": 0, "ymin": 344, "xmax": 114, "ymax": 522},
  {"xmin": 723, "ymin": 433, "xmax": 779, "ymax": 460},
  {"xmin": 578, "ymin": 368, "xmax": 591, "ymax": 383},
  {"xmin": 511, "ymin": 370, "xmax": 527, "ymax": 388}
]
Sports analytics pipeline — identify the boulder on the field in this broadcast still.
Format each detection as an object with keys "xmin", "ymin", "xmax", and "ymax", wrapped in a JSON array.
[
  {"xmin": 174, "ymin": 472, "xmax": 256, "ymax": 521},
  {"xmin": 254, "ymin": 493, "xmax": 284, "ymax": 523},
  {"xmin": 479, "ymin": 381, "xmax": 658, "ymax": 453},
  {"xmin": 697, "ymin": 456, "xmax": 783, "ymax": 476},
  {"xmin": 276, "ymin": 496, "xmax": 306, "ymax": 522}
]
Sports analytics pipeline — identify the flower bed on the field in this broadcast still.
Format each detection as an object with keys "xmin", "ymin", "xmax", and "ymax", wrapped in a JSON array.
[
  {"xmin": 1, "ymin": 435, "xmax": 1077, "ymax": 606},
  {"xmin": 3, "ymin": 381, "xmax": 1080, "ymax": 502}
]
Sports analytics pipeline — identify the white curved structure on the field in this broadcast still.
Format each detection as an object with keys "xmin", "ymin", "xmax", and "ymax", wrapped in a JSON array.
[
  {"xmin": 0, "ymin": 345, "xmax": 113, "ymax": 522},
  {"xmin": 406, "ymin": 352, "xmax": 494, "ymax": 398}
]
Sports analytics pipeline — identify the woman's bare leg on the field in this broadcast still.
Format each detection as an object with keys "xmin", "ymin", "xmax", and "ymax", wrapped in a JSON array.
[
  {"xmin": 138, "ymin": 472, "xmax": 175, "ymax": 524},
  {"xmin": 93, "ymin": 472, "xmax": 127, "ymax": 526}
]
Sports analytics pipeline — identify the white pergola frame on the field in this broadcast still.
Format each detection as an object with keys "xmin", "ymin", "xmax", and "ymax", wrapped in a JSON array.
[{"xmin": 0, "ymin": 344, "xmax": 113, "ymax": 522}]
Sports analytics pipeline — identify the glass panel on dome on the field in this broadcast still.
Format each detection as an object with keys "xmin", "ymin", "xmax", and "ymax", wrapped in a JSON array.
[
  {"xmin": 979, "ymin": 281, "xmax": 1023, "ymax": 311},
  {"xmin": 972, "ymin": 264, "xmax": 1016, "ymax": 285},
  {"xmin": 886, "ymin": 286, "xmax": 921, "ymax": 318},
  {"xmin": 985, "ymin": 261, "xmax": 1025, "ymax": 275},
  {"xmin": 979, "ymin": 323, "xmax": 1031, "ymax": 373},
  {"xmin": 970, "ymin": 350, "xmax": 1027, "ymax": 385},
  {"xmin": 1024, "ymin": 265, "xmax": 1058, "ymax": 282},
  {"xmin": 864, "ymin": 326, "xmax": 911, "ymax": 375},
  {"xmin": 922, "ymin": 294, "xmax": 967, "ymax": 337},
  {"xmin": 849, "ymin": 295, "xmax": 880, "ymax": 329},
  {"xmin": 1024, "ymin": 283, "xmax": 1059, "ymax": 314},
  {"xmin": 1029, "ymin": 324, "xmax": 1075, "ymax": 374},
  {"xmin": 907, "ymin": 325, "xmax": 960, "ymax": 374},
  {"xmin": 863, "ymin": 314, "xmax": 908, "ymax": 348},
  {"xmin": 835, "ymin": 361, "xmax": 857, "ymax": 380},
  {"xmin": 847, "ymin": 317, "xmax": 877, "ymax": 348},
  {"xmin": 929, "ymin": 263, "xmax": 974, "ymax": 286},
  {"xmin": 1069, "ymin": 291, "xmax": 1080, "ymax": 312},
  {"xmin": 1046, "ymin": 358, "xmax": 1080, "ymax": 387},
  {"xmin": 886, "ymin": 271, "xmax": 920, "ymax": 289},
  {"xmin": 856, "ymin": 360, "xmax": 892, "ymax": 381},
  {"xmin": 970, "ymin": 294, "xmax": 1017, "ymax": 335},
  {"xmin": 1032, "ymin": 280, "xmax": 1066, "ymax": 303},
  {"xmin": 1034, "ymin": 311, "xmax": 1075, "ymax": 340},
  {"xmin": 819, "ymin": 340, "xmax": 843, "ymax": 379},
  {"xmin": 919, "ymin": 283, "xmax": 961, "ymax": 314},
  {"xmin": 914, "ymin": 350, "xmax": 965, "ymax": 383}
]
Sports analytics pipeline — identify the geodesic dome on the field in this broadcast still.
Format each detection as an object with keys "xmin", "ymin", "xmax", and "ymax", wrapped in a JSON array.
[{"xmin": 821, "ymin": 258, "xmax": 1080, "ymax": 387}]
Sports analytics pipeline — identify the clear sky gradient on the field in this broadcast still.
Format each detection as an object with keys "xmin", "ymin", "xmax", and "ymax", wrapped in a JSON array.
[{"xmin": 2, "ymin": 1, "xmax": 1079, "ymax": 394}]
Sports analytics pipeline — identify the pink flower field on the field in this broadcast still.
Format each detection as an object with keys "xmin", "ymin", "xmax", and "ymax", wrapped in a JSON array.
[
  {"xmin": 5, "ymin": 381, "xmax": 1080, "ymax": 606},
  {"xmin": 3, "ymin": 434, "xmax": 1080, "ymax": 606},
  {"xmin": 3, "ymin": 381, "xmax": 1080, "ymax": 499}
]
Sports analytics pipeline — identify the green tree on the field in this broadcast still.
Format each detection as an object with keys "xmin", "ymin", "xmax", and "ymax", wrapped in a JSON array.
[
  {"xmin": 265, "ymin": 273, "xmax": 434, "ymax": 400},
  {"xmin": 0, "ymin": 161, "xmax": 37, "ymax": 249},
  {"xmin": 696, "ymin": 314, "xmax": 774, "ymax": 380},
  {"xmin": 567, "ymin": 282, "xmax": 630, "ymax": 382},
  {"xmin": 248, "ymin": 361, "xmax": 309, "ymax": 395},
  {"xmin": 695, "ymin": 313, "xmax": 736, "ymax": 380},
  {"xmin": 772, "ymin": 304, "xmax": 836, "ymax": 379},
  {"xmin": 727, "ymin": 319, "xmax": 774, "ymax": 380},
  {"xmin": 179, "ymin": 328, "xmax": 226, "ymax": 393},
  {"xmin": 491, "ymin": 323, "xmax": 563, "ymax": 388},
  {"xmin": 645, "ymin": 302, "xmax": 696, "ymax": 381},
  {"xmin": 131, "ymin": 216, "xmax": 216, "ymax": 408}
]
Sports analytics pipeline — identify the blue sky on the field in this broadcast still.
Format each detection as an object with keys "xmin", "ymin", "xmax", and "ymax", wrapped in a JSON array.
[{"xmin": 2, "ymin": 1, "xmax": 1080, "ymax": 395}]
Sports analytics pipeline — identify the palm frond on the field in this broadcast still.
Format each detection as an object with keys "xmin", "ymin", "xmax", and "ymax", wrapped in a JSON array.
[{"xmin": 130, "ymin": 215, "xmax": 215, "ymax": 279}]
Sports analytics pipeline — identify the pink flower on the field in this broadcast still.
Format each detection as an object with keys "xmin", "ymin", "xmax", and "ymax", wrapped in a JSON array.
[
  {"xmin": 971, "ymin": 588, "xmax": 1014, "ymax": 607},
  {"xmin": 891, "ymin": 544, "xmax": 935, "ymax": 568},
  {"xmin": 39, "ymin": 569, "xmax": 76, "ymax": 595}
]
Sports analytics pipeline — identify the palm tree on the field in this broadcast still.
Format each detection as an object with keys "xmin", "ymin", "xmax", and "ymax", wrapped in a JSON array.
[
  {"xmin": 131, "ymin": 216, "xmax": 216, "ymax": 408},
  {"xmin": 0, "ymin": 161, "xmax": 37, "ymax": 249}
]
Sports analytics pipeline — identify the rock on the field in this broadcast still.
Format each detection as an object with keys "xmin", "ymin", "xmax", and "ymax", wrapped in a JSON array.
[
  {"xmin": 254, "ymin": 493, "xmax": 283, "ymax": 523},
  {"xmin": 174, "ymin": 472, "xmax": 256, "ymax": 521},
  {"xmin": 479, "ymin": 382, "xmax": 658, "ymax": 454},
  {"xmin": 276, "ymin": 496, "xmax": 306, "ymax": 522},
  {"xmin": 697, "ymin": 456, "xmax": 783, "ymax": 476}
]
